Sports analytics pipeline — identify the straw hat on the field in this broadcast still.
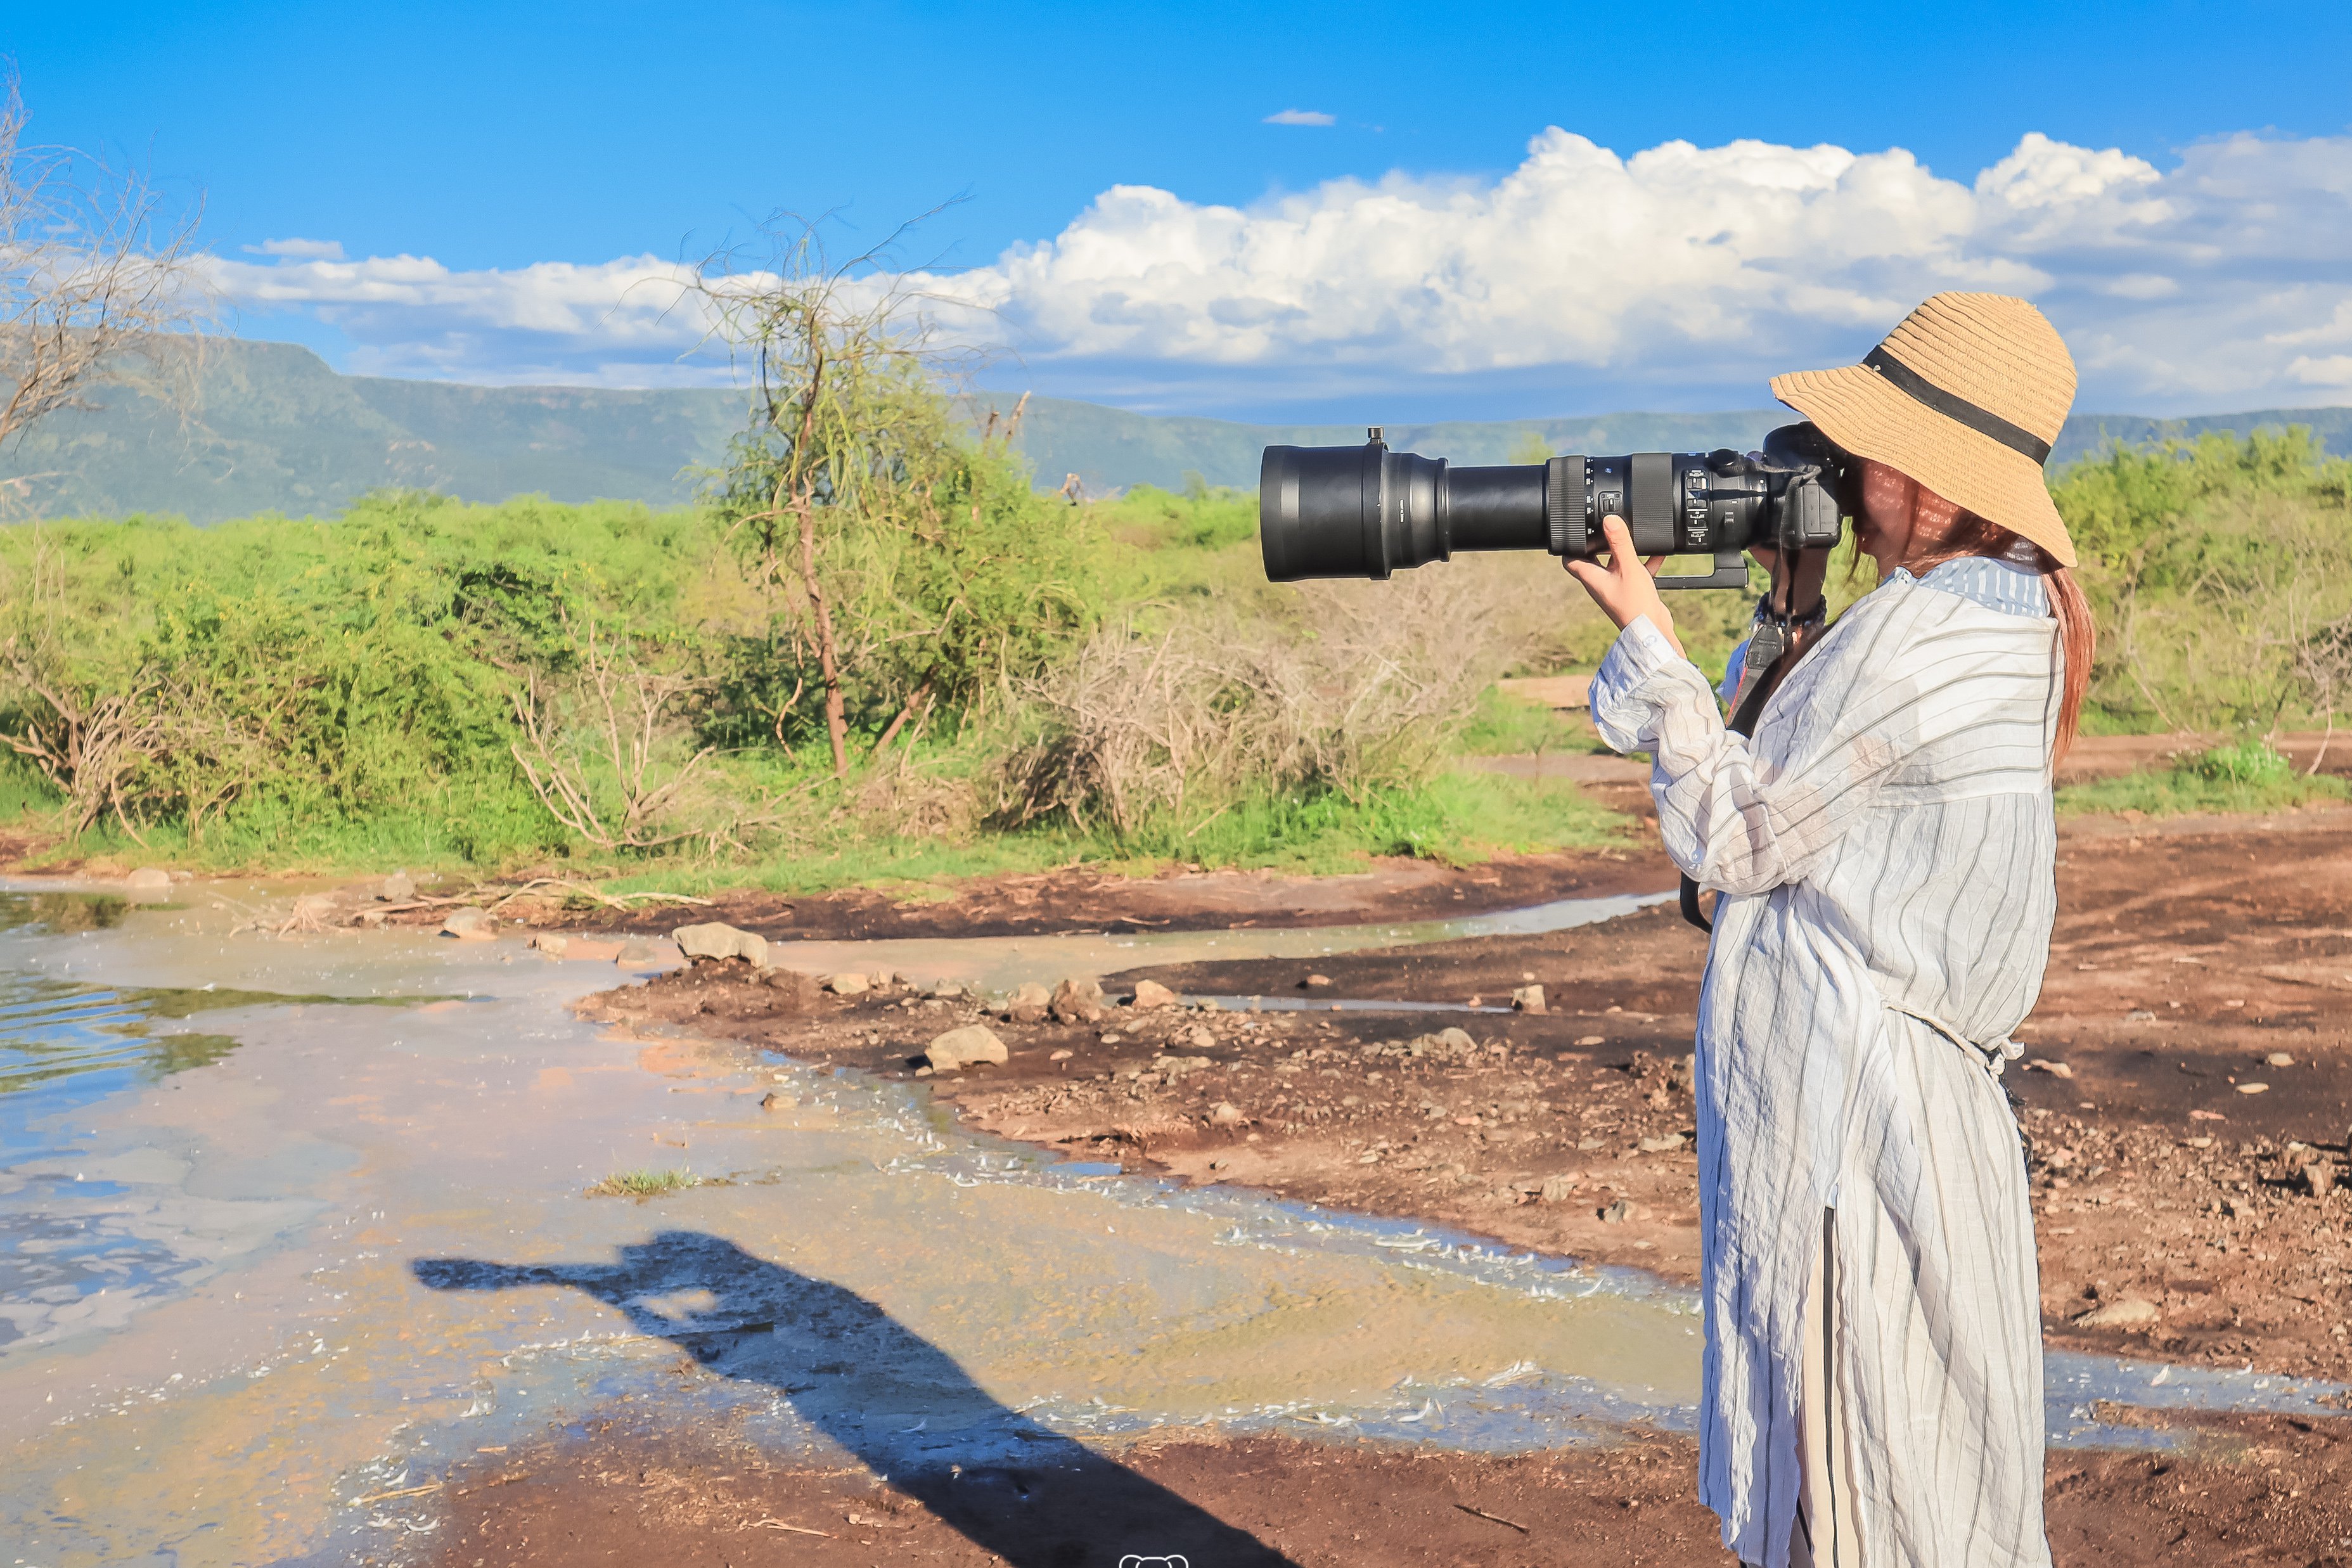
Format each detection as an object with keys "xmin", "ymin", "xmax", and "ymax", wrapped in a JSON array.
[{"xmin": 1770, "ymin": 293, "xmax": 2078, "ymax": 568}]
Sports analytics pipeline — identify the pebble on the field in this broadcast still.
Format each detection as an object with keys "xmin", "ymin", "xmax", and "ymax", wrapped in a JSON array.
[
  {"xmin": 1538, "ymin": 1173, "xmax": 1580, "ymax": 1203},
  {"xmin": 672, "ymin": 921, "xmax": 769, "ymax": 967},
  {"xmin": 2304, "ymin": 1162, "xmax": 2337, "ymax": 1198},
  {"xmin": 1304, "ymin": 974, "xmax": 1333, "ymax": 988},
  {"xmin": 1637, "ymin": 1134, "xmax": 1688, "ymax": 1154},
  {"xmin": 826, "ymin": 972, "xmax": 871, "ymax": 996},
  {"xmin": 1049, "ymin": 1048, "xmax": 1074, "ymax": 1061},
  {"xmin": 2026, "ymin": 1059, "xmax": 2075, "ymax": 1079},
  {"xmin": 2072, "ymin": 1297, "xmax": 2160, "ymax": 1329},
  {"xmin": 440, "ymin": 907, "xmax": 494, "ymax": 941},
  {"xmin": 925, "ymin": 1024, "xmax": 1008, "ymax": 1072},
  {"xmin": 1510, "ymin": 984, "xmax": 1546, "ymax": 1015},
  {"xmin": 1129, "ymin": 979, "xmax": 1178, "ymax": 1010},
  {"xmin": 759, "ymin": 1091, "xmax": 794, "ymax": 1111},
  {"xmin": 1005, "ymin": 982, "xmax": 1051, "ymax": 1023},
  {"xmin": 1209, "ymin": 1102, "xmax": 1247, "ymax": 1128},
  {"xmin": 1598, "ymin": 1198, "xmax": 1643, "ymax": 1224},
  {"xmin": 1574, "ymin": 1035, "xmax": 1605, "ymax": 1047},
  {"xmin": 1051, "ymin": 977, "xmax": 1106, "ymax": 1024},
  {"xmin": 2265, "ymin": 1051, "xmax": 2295, "ymax": 1067},
  {"xmin": 2235, "ymin": 1081, "xmax": 2270, "ymax": 1095}
]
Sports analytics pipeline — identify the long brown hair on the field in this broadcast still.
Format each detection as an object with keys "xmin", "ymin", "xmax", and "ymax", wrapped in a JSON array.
[{"xmin": 1908, "ymin": 511, "xmax": 2093, "ymax": 765}]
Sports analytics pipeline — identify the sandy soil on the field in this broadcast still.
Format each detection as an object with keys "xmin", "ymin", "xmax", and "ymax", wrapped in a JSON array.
[{"xmin": 422, "ymin": 1416, "xmax": 2349, "ymax": 1568}]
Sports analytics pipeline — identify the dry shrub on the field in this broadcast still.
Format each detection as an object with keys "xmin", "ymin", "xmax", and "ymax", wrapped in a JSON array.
[{"xmin": 996, "ymin": 559, "xmax": 1543, "ymax": 835}]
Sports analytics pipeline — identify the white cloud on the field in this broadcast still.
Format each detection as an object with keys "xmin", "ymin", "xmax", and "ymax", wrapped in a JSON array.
[
  {"xmin": 1263, "ymin": 109, "xmax": 1336, "ymax": 127},
  {"xmin": 214, "ymin": 128, "xmax": 2352, "ymax": 415},
  {"xmin": 210, "ymin": 250, "xmax": 717, "ymax": 385},
  {"xmin": 244, "ymin": 237, "xmax": 345, "ymax": 260}
]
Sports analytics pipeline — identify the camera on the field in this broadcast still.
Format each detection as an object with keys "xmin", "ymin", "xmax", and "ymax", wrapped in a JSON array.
[{"xmin": 1259, "ymin": 423, "xmax": 1851, "ymax": 589}]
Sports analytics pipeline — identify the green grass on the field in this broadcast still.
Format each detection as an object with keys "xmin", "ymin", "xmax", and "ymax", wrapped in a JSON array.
[
  {"xmin": 601, "ymin": 767, "xmax": 1633, "ymax": 898},
  {"xmin": 1451, "ymin": 685, "xmax": 1606, "ymax": 757},
  {"xmin": 2057, "ymin": 737, "xmax": 2349, "ymax": 818},
  {"xmin": 586, "ymin": 1167, "xmax": 705, "ymax": 1198}
]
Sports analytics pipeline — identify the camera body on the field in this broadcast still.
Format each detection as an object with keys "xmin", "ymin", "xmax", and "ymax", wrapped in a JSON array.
[{"xmin": 1259, "ymin": 423, "xmax": 1850, "ymax": 588}]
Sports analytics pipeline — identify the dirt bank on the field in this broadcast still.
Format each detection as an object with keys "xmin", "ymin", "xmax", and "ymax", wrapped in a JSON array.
[
  {"xmin": 582, "ymin": 805, "xmax": 2352, "ymax": 1386},
  {"xmin": 422, "ymin": 1415, "xmax": 2349, "ymax": 1568},
  {"xmin": 547, "ymin": 848, "xmax": 1673, "ymax": 943}
]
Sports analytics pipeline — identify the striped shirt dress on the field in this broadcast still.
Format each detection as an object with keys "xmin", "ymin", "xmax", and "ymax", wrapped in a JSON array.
[{"xmin": 1588, "ymin": 558, "xmax": 2060, "ymax": 1568}]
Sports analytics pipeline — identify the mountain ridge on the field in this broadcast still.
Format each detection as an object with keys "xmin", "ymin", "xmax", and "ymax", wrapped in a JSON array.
[{"xmin": 3, "ymin": 337, "xmax": 2346, "ymax": 524}]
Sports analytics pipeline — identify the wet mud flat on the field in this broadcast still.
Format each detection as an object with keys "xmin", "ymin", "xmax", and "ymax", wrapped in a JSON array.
[
  {"xmin": 419, "ymin": 1416, "xmax": 2352, "ymax": 1568},
  {"xmin": 574, "ymin": 808, "xmax": 2352, "ymax": 1564},
  {"xmin": 598, "ymin": 808, "xmax": 2352, "ymax": 1385}
]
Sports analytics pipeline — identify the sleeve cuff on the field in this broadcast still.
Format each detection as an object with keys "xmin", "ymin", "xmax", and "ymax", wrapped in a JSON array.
[{"xmin": 1588, "ymin": 615, "xmax": 1688, "ymax": 752}]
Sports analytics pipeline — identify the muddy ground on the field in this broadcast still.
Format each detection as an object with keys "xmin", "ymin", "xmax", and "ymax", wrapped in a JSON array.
[
  {"xmin": 585, "ymin": 806, "xmax": 2352, "ymax": 1386},
  {"xmin": 423, "ymin": 1415, "xmax": 2349, "ymax": 1568},
  {"xmin": 569, "ymin": 802, "xmax": 2352, "ymax": 1565}
]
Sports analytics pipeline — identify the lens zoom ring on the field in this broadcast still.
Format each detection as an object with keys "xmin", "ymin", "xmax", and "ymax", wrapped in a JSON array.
[{"xmin": 1546, "ymin": 456, "xmax": 1587, "ymax": 555}]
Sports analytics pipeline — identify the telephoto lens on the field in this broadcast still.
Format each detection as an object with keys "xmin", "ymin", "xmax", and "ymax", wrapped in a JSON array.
[{"xmin": 1259, "ymin": 424, "xmax": 1848, "ymax": 589}]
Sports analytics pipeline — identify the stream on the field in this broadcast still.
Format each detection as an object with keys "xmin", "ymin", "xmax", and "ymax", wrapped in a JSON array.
[{"xmin": 1, "ymin": 883, "xmax": 2342, "ymax": 1566}]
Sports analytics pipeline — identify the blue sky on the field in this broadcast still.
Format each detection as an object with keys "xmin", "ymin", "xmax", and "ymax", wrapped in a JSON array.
[{"xmin": 13, "ymin": 0, "xmax": 2352, "ymax": 418}]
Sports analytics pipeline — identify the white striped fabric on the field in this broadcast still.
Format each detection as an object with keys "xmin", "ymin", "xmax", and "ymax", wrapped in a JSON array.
[{"xmin": 1590, "ymin": 567, "xmax": 2061, "ymax": 1568}]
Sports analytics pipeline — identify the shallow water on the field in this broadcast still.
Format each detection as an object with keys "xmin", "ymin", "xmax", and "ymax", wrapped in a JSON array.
[{"xmin": 0, "ymin": 884, "xmax": 2339, "ymax": 1565}]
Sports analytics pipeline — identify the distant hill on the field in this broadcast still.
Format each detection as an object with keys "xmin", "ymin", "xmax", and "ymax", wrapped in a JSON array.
[{"xmin": 3, "ymin": 337, "xmax": 2347, "ymax": 523}]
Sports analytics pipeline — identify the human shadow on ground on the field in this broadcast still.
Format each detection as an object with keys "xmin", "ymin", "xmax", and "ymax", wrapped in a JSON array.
[{"xmin": 413, "ymin": 1230, "xmax": 1294, "ymax": 1568}]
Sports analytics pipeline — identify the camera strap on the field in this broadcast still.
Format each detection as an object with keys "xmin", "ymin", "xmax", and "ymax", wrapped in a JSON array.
[{"xmin": 1677, "ymin": 574, "xmax": 1813, "ymax": 933}]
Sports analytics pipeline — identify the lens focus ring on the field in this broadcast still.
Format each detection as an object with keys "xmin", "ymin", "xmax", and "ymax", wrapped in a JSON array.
[{"xmin": 1546, "ymin": 456, "xmax": 1588, "ymax": 555}]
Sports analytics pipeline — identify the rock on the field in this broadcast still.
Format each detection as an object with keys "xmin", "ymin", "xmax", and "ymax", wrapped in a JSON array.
[
  {"xmin": 1183, "ymin": 1024, "xmax": 1216, "ymax": 1051},
  {"xmin": 1129, "ymin": 979, "xmax": 1178, "ymax": 1011},
  {"xmin": 2265, "ymin": 1051, "xmax": 2295, "ymax": 1067},
  {"xmin": 125, "ymin": 866, "xmax": 172, "ymax": 896},
  {"xmin": 925, "ymin": 980, "xmax": 966, "ymax": 999},
  {"xmin": 1304, "ymin": 974, "xmax": 1333, "ymax": 988},
  {"xmin": 2306, "ymin": 1161, "xmax": 2339, "ymax": 1198},
  {"xmin": 1511, "ymin": 984, "xmax": 1546, "ymax": 1014},
  {"xmin": 925, "ymin": 1024, "xmax": 1008, "ymax": 1072},
  {"xmin": 567, "ymin": 937, "xmax": 626, "ymax": 962},
  {"xmin": 1154, "ymin": 1054, "xmax": 1212, "ymax": 1079},
  {"xmin": 1005, "ymin": 982, "xmax": 1051, "ymax": 1023},
  {"xmin": 2072, "ymin": 1297, "xmax": 2160, "ymax": 1329},
  {"xmin": 1637, "ymin": 1133, "xmax": 1689, "ymax": 1154},
  {"xmin": 826, "ymin": 971, "xmax": 870, "ymax": 996},
  {"xmin": 532, "ymin": 933, "xmax": 570, "ymax": 957},
  {"xmin": 672, "ymin": 922, "xmax": 769, "ymax": 967},
  {"xmin": 1209, "ymin": 1102, "xmax": 1247, "ymax": 1128},
  {"xmin": 1048, "ymin": 1048, "xmax": 1074, "ymax": 1061},
  {"xmin": 2235, "ymin": 1081, "xmax": 2270, "ymax": 1095},
  {"xmin": 759, "ymin": 1091, "xmax": 795, "ymax": 1111},
  {"xmin": 1574, "ymin": 1034, "xmax": 1605, "ymax": 1047},
  {"xmin": 618, "ymin": 938, "xmax": 680, "ymax": 967},
  {"xmin": 441, "ymin": 906, "xmax": 494, "ymax": 941},
  {"xmin": 380, "ymin": 870, "xmax": 416, "ymax": 902},
  {"xmin": 1599, "ymin": 1198, "xmax": 1643, "ymax": 1224},
  {"xmin": 1051, "ymin": 977, "xmax": 1105, "ymax": 1024},
  {"xmin": 2026, "ymin": 1058, "xmax": 2074, "ymax": 1079},
  {"xmin": 1539, "ymin": 1173, "xmax": 1580, "ymax": 1203}
]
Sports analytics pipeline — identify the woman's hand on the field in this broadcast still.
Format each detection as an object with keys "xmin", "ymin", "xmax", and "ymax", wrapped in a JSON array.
[{"xmin": 1566, "ymin": 515, "xmax": 1684, "ymax": 656}]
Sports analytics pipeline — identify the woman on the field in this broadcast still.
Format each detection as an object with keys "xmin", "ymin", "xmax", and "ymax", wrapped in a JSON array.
[{"xmin": 1567, "ymin": 293, "xmax": 2092, "ymax": 1568}]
